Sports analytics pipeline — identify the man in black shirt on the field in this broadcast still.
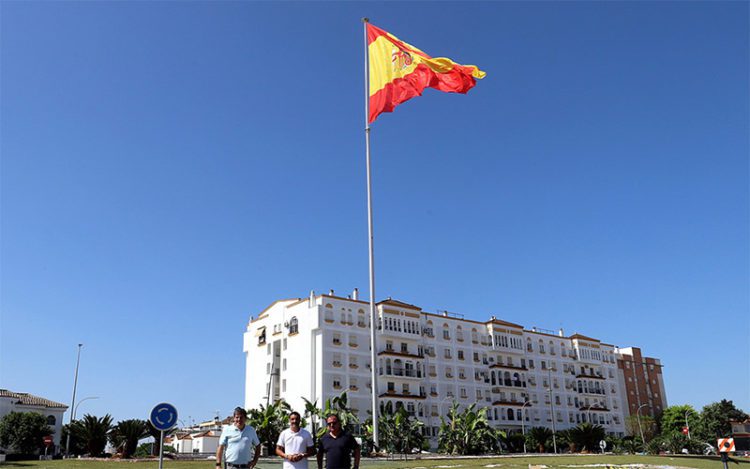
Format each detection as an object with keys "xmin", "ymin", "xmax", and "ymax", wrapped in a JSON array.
[{"xmin": 316, "ymin": 414, "xmax": 360, "ymax": 469}]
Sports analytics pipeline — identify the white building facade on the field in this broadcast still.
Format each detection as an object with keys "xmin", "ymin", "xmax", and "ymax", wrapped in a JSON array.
[
  {"xmin": 244, "ymin": 291, "xmax": 659, "ymax": 442},
  {"xmin": 0, "ymin": 389, "xmax": 68, "ymax": 454}
]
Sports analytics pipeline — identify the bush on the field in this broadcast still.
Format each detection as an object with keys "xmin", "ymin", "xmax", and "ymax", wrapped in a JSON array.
[{"xmin": 0, "ymin": 412, "xmax": 52, "ymax": 455}]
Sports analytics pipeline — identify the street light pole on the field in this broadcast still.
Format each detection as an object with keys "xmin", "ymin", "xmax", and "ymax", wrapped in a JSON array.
[
  {"xmin": 521, "ymin": 399, "xmax": 532, "ymax": 454},
  {"xmin": 74, "ymin": 397, "xmax": 99, "ymax": 420},
  {"xmin": 684, "ymin": 410, "xmax": 691, "ymax": 439},
  {"xmin": 65, "ymin": 344, "xmax": 83, "ymax": 458},
  {"xmin": 547, "ymin": 367, "xmax": 557, "ymax": 454},
  {"xmin": 636, "ymin": 404, "xmax": 649, "ymax": 445}
]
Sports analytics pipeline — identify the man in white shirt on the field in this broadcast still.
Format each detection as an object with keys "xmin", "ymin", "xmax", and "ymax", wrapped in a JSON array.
[{"xmin": 276, "ymin": 411, "xmax": 315, "ymax": 469}]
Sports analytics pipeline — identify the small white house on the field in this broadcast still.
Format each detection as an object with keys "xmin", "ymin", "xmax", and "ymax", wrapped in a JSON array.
[
  {"xmin": 191, "ymin": 431, "xmax": 220, "ymax": 453},
  {"xmin": 0, "ymin": 389, "xmax": 68, "ymax": 455}
]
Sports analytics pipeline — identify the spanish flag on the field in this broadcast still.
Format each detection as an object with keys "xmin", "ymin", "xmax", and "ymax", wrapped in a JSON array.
[{"xmin": 367, "ymin": 23, "xmax": 486, "ymax": 124}]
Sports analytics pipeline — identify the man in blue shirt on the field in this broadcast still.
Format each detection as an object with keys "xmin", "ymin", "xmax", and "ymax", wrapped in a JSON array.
[{"xmin": 216, "ymin": 407, "xmax": 261, "ymax": 469}]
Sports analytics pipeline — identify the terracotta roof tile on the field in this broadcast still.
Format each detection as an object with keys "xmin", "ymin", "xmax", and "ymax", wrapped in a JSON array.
[{"xmin": 0, "ymin": 389, "xmax": 67, "ymax": 409}]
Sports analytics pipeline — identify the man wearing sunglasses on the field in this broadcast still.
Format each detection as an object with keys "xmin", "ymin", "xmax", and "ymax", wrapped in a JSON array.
[{"xmin": 316, "ymin": 414, "xmax": 360, "ymax": 469}]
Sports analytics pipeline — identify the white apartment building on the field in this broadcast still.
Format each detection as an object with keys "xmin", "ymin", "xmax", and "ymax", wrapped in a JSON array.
[{"xmin": 244, "ymin": 291, "xmax": 656, "ymax": 442}]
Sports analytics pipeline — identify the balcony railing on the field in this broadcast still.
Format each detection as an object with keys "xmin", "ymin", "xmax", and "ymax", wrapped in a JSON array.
[{"xmin": 378, "ymin": 368, "xmax": 423, "ymax": 378}]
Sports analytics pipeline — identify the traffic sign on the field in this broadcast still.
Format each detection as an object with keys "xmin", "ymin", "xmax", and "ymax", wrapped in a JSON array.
[
  {"xmin": 150, "ymin": 403, "xmax": 178, "ymax": 431},
  {"xmin": 682, "ymin": 426, "xmax": 690, "ymax": 435},
  {"xmin": 599, "ymin": 440, "xmax": 607, "ymax": 452},
  {"xmin": 718, "ymin": 438, "xmax": 735, "ymax": 453},
  {"xmin": 43, "ymin": 435, "xmax": 53, "ymax": 447}
]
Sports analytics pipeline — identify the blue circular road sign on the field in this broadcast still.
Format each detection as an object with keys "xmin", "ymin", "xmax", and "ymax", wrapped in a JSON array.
[{"xmin": 150, "ymin": 403, "xmax": 178, "ymax": 431}]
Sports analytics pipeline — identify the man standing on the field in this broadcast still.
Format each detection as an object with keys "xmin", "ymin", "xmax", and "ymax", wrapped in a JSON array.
[
  {"xmin": 276, "ymin": 411, "xmax": 315, "ymax": 469},
  {"xmin": 216, "ymin": 407, "xmax": 261, "ymax": 469},
  {"xmin": 316, "ymin": 414, "xmax": 360, "ymax": 469}
]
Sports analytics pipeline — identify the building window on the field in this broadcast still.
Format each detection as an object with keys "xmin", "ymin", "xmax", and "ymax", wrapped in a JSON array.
[
  {"xmin": 282, "ymin": 379, "xmax": 287, "ymax": 392},
  {"xmin": 401, "ymin": 343, "xmax": 408, "ymax": 353},
  {"xmin": 458, "ymin": 350, "xmax": 464, "ymax": 360},
  {"xmin": 289, "ymin": 317, "xmax": 299, "ymax": 334},
  {"xmin": 47, "ymin": 415, "xmax": 56, "ymax": 425},
  {"xmin": 444, "ymin": 349, "xmax": 452, "ymax": 359}
]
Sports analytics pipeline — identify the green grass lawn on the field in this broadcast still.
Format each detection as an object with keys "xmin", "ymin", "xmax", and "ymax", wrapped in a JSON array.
[{"xmin": 3, "ymin": 455, "xmax": 749, "ymax": 469}]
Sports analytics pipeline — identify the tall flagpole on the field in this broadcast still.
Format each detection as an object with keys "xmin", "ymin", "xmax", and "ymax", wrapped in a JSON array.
[{"xmin": 362, "ymin": 17, "xmax": 379, "ymax": 450}]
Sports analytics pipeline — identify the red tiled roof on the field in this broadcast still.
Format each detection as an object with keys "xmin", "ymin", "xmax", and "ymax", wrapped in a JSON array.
[{"xmin": 0, "ymin": 389, "xmax": 67, "ymax": 409}]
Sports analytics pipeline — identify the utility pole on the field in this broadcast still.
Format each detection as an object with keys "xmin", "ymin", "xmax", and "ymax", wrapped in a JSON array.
[{"xmin": 65, "ymin": 344, "xmax": 83, "ymax": 457}]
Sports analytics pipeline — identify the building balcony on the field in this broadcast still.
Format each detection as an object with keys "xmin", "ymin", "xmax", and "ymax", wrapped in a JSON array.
[
  {"xmin": 377, "ymin": 350, "xmax": 424, "ymax": 359},
  {"xmin": 379, "ymin": 368, "xmax": 423, "ymax": 379},
  {"xmin": 579, "ymin": 405, "xmax": 610, "ymax": 412},
  {"xmin": 491, "ymin": 380, "xmax": 527, "ymax": 389},
  {"xmin": 490, "ymin": 363, "xmax": 527, "ymax": 371},
  {"xmin": 379, "ymin": 391, "xmax": 427, "ymax": 400},
  {"xmin": 576, "ymin": 373, "xmax": 605, "ymax": 380},
  {"xmin": 492, "ymin": 399, "xmax": 530, "ymax": 407}
]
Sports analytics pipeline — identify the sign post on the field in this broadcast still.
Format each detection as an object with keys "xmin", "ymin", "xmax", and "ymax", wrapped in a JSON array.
[
  {"xmin": 150, "ymin": 403, "xmax": 178, "ymax": 469},
  {"xmin": 42, "ymin": 435, "xmax": 53, "ymax": 459},
  {"xmin": 599, "ymin": 440, "xmax": 607, "ymax": 453},
  {"xmin": 718, "ymin": 438, "xmax": 735, "ymax": 469}
]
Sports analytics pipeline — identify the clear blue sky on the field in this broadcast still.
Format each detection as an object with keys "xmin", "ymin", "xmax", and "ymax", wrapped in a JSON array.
[{"xmin": 1, "ymin": 1, "xmax": 747, "ymax": 425}]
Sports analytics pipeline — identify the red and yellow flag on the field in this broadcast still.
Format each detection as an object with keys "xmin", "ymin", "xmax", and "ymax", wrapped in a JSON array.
[{"xmin": 367, "ymin": 23, "xmax": 486, "ymax": 123}]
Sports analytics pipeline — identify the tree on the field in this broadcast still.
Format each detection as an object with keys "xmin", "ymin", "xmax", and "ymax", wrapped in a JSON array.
[
  {"xmin": 145, "ymin": 421, "xmax": 176, "ymax": 456},
  {"xmin": 110, "ymin": 419, "xmax": 149, "ymax": 458},
  {"xmin": 61, "ymin": 423, "xmax": 86, "ymax": 456},
  {"xmin": 302, "ymin": 398, "xmax": 324, "ymax": 445},
  {"xmin": 320, "ymin": 392, "xmax": 359, "ymax": 434},
  {"xmin": 0, "ymin": 412, "xmax": 52, "ymax": 455},
  {"xmin": 526, "ymin": 426, "xmax": 553, "ymax": 453},
  {"xmin": 695, "ymin": 400, "xmax": 749, "ymax": 440},
  {"xmin": 502, "ymin": 432, "xmax": 526, "ymax": 453},
  {"xmin": 624, "ymin": 414, "xmax": 657, "ymax": 442},
  {"xmin": 372, "ymin": 405, "xmax": 424, "ymax": 457},
  {"xmin": 659, "ymin": 405, "xmax": 697, "ymax": 435},
  {"xmin": 438, "ymin": 402, "xmax": 499, "ymax": 455},
  {"xmin": 568, "ymin": 423, "xmax": 605, "ymax": 453},
  {"xmin": 248, "ymin": 400, "xmax": 291, "ymax": 452},
  {"xmin": 76, "ymin": 414, "xmax": 113, "ymax": 456},
  {"xmin": 621, "ymin": 436, "xmax": 643, "ymax": 454},
  {"xmin": 662, "ymin": 432, "xmax": 690, "ymax": 454},
  {"xmin": 134, "ymin": 443, "xmax": 176, "ymax": 458}
]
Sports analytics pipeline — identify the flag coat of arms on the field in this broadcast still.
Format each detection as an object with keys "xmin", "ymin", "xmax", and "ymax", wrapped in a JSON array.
[{"xmin": 367, "ymin": 23, "xmax": 486, "ymax": 123}]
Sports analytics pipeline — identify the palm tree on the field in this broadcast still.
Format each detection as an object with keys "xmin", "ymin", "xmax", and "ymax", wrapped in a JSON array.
[
  {"xmin": 527, "ymin": 426, "xmax": 553, "ymax": 453},
  {"xmin": 568, "ymin": 423, "xmax": 605, "ymax": 453},
  {"xmin": 76, "ymin": 414, "xmax": 113, "ymax": 456},
  {"xmin": 556, "ymin": 429, "xmax": 574, "ymax": 453},
  {"xmin": 621, "ymin": 436, "xmax": 643, "ymax": 454},
  {"xmin": 110, "ymin": 419, "xmax": 149, "ymax": 458}
]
